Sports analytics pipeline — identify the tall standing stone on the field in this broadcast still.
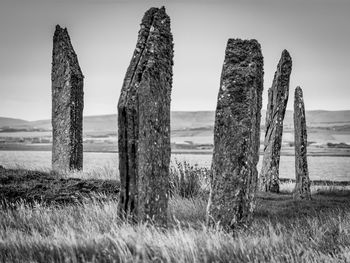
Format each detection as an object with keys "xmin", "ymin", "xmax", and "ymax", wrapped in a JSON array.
[
  {"xmin": 259, "ymin": 50, "xmax": 292, "ymax": 193},
  {"xmin": 117, "ymin": 7, "xmax": 173, "ymax": 226},
  {"xmin": 293, "ymin": 87, "xmax": 311, "ymax": 200},
  {"xmin": 51, "ymin": 25, "xmax": 84, "ymax": 172},
  {"xmin": 207, "ymin": 39, "xmax": 264, "ymax": 230}
]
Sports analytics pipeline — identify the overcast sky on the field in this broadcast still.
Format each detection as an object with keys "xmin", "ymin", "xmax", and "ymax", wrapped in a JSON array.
[{"xmin": 0, "ymin": 0, "xmax": 349, "ymax": 120}]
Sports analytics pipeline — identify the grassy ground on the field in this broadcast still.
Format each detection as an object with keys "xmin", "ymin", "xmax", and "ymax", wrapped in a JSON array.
[
  {"xmin": 1, "ymin": 165, "xmax": 350, "ymax": 262},
  {"xmin": 0, "ymin": 166, "xmax": 119, "ymax": 206}
]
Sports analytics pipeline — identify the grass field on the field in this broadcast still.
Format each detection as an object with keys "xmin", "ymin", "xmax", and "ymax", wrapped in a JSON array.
[
  {"xmin": 2, "ymin": 151, "xmax": 350, "ymax": 182},
  {"xmin": 1, "ymin": 165, "xmax": 350, "ymax": 262}
]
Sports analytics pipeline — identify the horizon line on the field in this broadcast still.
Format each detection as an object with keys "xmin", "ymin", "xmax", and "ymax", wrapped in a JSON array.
[{"xmin": 2, "ymin": 108, "xmax": 350, "ymax": 122}]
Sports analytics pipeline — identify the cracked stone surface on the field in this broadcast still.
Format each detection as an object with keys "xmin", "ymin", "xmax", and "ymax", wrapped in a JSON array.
[
  {"xmin": 117, "ymin": 7, "xmax": 173, "ymax": 226},
  {"xmin": 259, "ymin": 50, "xmax": 292, "ymax": 193},
  {"xmin": 207, "ymin": 39, "xmax": 264, "ymax": 230},
  {"xmin": 293, "ymin": 87, "xmax": 311, "ymax": 200},
  {"xmin": 51, "ymin": 25, "xmax": 84, "ymax": 173}
]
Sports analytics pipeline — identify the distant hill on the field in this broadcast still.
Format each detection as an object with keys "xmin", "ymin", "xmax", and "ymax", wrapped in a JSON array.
[
  {"xmin": 24, "ymin": 112, "xmax": 216, "ymax": 132},
  {"xmin": 29, "ymin": 115, "xmax": 118, "ymax": 132},
  {"xmin": 171, "ymin": 111, "xmax": 215, "ymax": 130},
  {"xmin": 0, "ymin": 117, "xmax": 30, "ymax": 128},
  {"xmin": 1, "ymin": 110, "xmax": 350, "ymax": 132},
  {"xmin": 279, "ymin": 110, "xmax": 350, "ymax": 128}
]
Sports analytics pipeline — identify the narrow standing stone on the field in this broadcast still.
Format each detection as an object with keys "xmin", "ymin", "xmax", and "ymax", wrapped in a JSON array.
[
  {"xmin": 117, "ymin": 7, "xmax": 173, "ymax": 226},
  {"xmin": 51, "ymin": 25, "xmax": 84, "ymax": 172},
  {"xmin": 207, "ymin": 39, "xmax": 264, "ymax": 230},
  {"xmin": 293, "ymin": 87, "xmax": 311, "ymax": 200},
  {"xmin": 259, "ymin": 50, "xmax": 292, "ymax": 193}
]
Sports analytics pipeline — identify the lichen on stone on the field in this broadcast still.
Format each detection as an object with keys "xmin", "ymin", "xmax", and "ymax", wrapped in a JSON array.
[
  {"xmin": 117, "ymin": 7, "xmax": 173, "ymax": 227},
  {"xmin": 259, "ymin": 50, "xmax": 292, "ymax": 193},
  {"xmin": 51, "ymin": 25, "xmax": 84, "ymax": 173},
  {"xmin": 207, "ymin": 39, "xmax": 264, "ymax": 230},
  {"xmin": 293, "ymin": 86, "xmax": 311, "ymax": 200}
]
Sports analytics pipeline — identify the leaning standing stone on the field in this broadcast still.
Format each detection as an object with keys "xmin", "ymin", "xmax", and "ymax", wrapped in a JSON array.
[
  {"xmin": 259, "ymin": 50, "xmax": 292, "ymax": 193},
  {"xmin": 117, "ymin": 7, "xmax": 173, "ymax": 226},
  {"xmin": 51, "ymin": 25, "xmax": 84, "ymax": 173},
  {"xmin": 293, "ymin": 87, "xmax": 311, "ymax": 200},
  {"xmin": 207, "ymin": 39, "xmax": 264, "ymax": 230}
]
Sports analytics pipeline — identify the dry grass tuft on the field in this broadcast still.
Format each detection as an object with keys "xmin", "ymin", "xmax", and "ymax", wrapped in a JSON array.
[{"xmin": 1, "ymin": 164, "xmax": 350, "ymax": 262}]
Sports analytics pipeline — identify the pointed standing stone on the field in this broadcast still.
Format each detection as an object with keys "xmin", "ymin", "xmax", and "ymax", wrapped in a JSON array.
[
  {"xmin": 51, "ymin": 25, "xmax": 84, "ymax": 172},
  {"xmin": 259, "ymin": 50, "xmax": 292, "ymax": 193},
  {"xmin": 207, "ymin": 39, "xmax": 264, "ymax": 230},
  {"xmin": 293, "ymin": 87, "xmax": 311, "ymax": 200},
  {"xmin": 117, "ymin": 7, "xmax": 173, "ymax": 226}
]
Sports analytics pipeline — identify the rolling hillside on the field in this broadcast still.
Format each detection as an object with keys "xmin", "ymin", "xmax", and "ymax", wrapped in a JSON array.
[
  {"xmin": 1, "ymin": 110, "xmax": 350, "ymax": 132},
  {"xmin": 0, "ymin": 117, "xmax": 30, "ymax": 128}
]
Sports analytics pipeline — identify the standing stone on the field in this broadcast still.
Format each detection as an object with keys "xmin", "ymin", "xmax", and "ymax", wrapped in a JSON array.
[
  {"xmin": 207, "ymin": 39, "xmax": 264, "ymax": 230},
  {"xmin": 51, "ymin": 25, "xmax": 84, "ymax": 172},
  {"xmin": 259, "ymin": 50, "xmax": 292, "ymax": 193},
  {"xmin": 293, "ymin": 87, "xmax": 311, "ymax": 200},
  {"xmin": 117, "ymin": 7, "xmax": 173, "ymax": 226}
]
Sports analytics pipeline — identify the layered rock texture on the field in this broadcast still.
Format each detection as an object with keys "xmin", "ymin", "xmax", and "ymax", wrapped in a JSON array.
[
  {"xmin": 259, "ymin": 50, "xmax": 292, "ymax": 193},
  {"xmin": 51, "ymin": 25, "xmax": 84, "ymax": 172},
  {"xmin": 293, "ymin": 87, "xmax": 311, "ymax": 200},
  {"xmin": 207, "ymin": 39, "xmax": 264, "ymax": 230},
  {"xmin": 117, "ymin": 7, "xmax": 173, "ymax": 226}
]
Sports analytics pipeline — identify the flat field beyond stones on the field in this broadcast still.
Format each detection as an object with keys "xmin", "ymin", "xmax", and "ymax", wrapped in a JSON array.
[
  {"xmin": 1, "ymin": 166, "xmax": 350, "ymax": 262},
  {"xmin": 1, "ymin": 151, "xmax": 350, "ymax": 181}
]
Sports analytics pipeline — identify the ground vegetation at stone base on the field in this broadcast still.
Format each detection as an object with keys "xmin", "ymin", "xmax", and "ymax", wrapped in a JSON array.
[
  {"xmin": 1, "ymin": 165, "xmax": 350, "ymax": 262},
  {"xmin": 0, "ymin": 166, "xmax": 119, "ymax": 206}
]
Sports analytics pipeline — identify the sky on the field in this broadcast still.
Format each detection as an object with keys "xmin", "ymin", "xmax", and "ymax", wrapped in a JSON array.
[{"xmin": 0, "ymin": 0, "xmax": 349, "ymax": 121}]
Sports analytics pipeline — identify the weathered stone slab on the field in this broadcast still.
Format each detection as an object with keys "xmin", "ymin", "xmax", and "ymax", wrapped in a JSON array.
[
  {"xmin": 117, "ymin": 7, "xmax": 173, "ymax": 226},
  {"xmin": 293, "ymin": 87, "xmax": 311, "ymax": 200},
  {"xmin": 259, "ymin": 50, "xmax": 292, "ymax": 193},
  {"xmin": 207, "ymin": 39, "xmax": 264, "ymax": 230},
  {"xmin": 51, "ymin": 25, "xmax": 84, "ymax": 172}
]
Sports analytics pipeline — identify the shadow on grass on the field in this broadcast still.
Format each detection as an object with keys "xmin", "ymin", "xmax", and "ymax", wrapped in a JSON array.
[
  {"xmin": 254, "ymin": 190, "xmax": 350, "ymax": 224},
  {"xmin": 0, "ymin": 167, "xmax": 119, "ymax": 207}
]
